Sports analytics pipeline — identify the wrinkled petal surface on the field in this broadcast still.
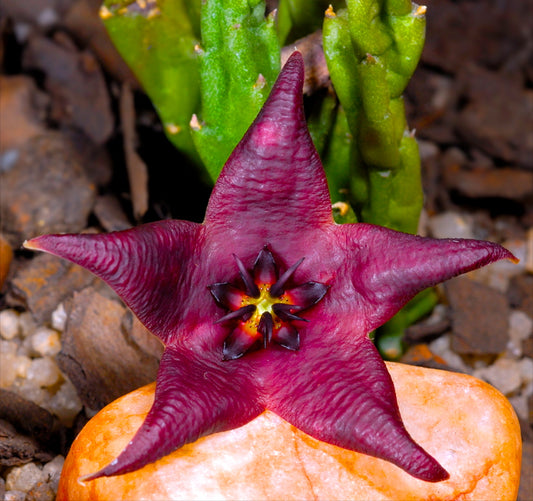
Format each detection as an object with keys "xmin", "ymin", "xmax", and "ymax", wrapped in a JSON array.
[
  {"xmin": 83, "ymin": 345, "xmax": 262, "ymax": 480},
  {"xmin": 262, "ymin": 333, "xmax": 449, "ymax": 482},
  {"xmin": 24, "ymin": 221, "xmax": 201, "ymax": 345},
  {"xmin": 335, "ymin": 223, "xmax": 518, "ymax": 332},
  {"xmin": 204, "ymin": 52, "xmax": 333, "ymax": 247}
]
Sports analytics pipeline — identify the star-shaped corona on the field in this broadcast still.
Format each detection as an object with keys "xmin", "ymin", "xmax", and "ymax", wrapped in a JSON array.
[
  {"xmin": 209, "ymin": 246, "xmax": 328, "ymax": 359},
  {"xmin": 24, "ymin": 52, "xmax": 517, "ymax": 483}
]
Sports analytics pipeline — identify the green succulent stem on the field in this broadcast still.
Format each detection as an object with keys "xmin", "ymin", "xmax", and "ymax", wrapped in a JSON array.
[
  {"xmin": 322, "ymin": 0, "xmax": 433, "ymax": 355},
  {"xmin": 192, "ymin": 0, "xmax": 280, "ymax": 179},
  {"xmin": 323, "ymin": 0, "xmax": 426, "ymax": 233}
]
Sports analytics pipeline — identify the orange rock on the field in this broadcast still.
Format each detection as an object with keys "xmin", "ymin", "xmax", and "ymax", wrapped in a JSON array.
[
  {"xmin": 57, "ymin": 362, "xmax": 521, "ymax": 501},
  {"xmin": 0, "ymin": 234, "xmax": 13, "ymax": 289}
]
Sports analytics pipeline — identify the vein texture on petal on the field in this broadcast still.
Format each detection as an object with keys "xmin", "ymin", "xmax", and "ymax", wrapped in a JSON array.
[
  {"xmin": 24, "ymin": 221, "xmax": 202, "ymax": 344},
  {"xmin": 84, "ymin": 346, "xmax": 262, "ymax": 480},
  {"xmin": 205, "ymin": 52, "xmax": 333, "ymax": 238},
  {"xmin": 337, "ymin": 223, "xmax": 517, "ymax": 332},
  {"xmin": 262, "ymin": 334, "xmax": 449, "ymax": 482}
]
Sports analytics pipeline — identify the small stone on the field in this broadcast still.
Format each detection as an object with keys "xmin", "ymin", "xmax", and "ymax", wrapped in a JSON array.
[
  {"xmin": 5, "ymin": 462, "xmax": 46, "ymax": 492},
  {"xmin": 446, "ymin": 277, "xmax": 510, "ymax": 355},
  {"xmin": 25, "ymin": 480, "xmax": 56, "ymax": 501},
  {"xmin": 14, "ymin": 354, "xmax": 32, "ymax": 378},
  {"xmin": 30, "ymin": 327, "xmax": 61, "ymax": 357},
  {"xmin": 0, "ymin": 341, "xmax": 22, "ymax": 387},
  {"xmin": 4, "ymin": 490, "xmax": 26, "ymax": 501},
  {"xmin": 1, "ymin": 339, "xmax": 18, "ymax": 357},
  {"xmin": 47, "ymin": 379, "xmax": 82, "ymax": 426},
  {"xmin": 50, "ymin": 303, "xmax": 67, "ymax": 332},
  {"xmin": 10, "ymin": 379, "xmax": 49, "ymax": 407},
  {"xmin": 507, "ymin": 310, "xmax": 533, "ymax": 357},
  {"xmin": 42, "ymin": 455, "xmax": 64, "ymax": 494},
  {"xmin": 428, "ymin": 335, "xmax": 471, "ymax": 374},
  {"xmin": 428, "ymin": 212, "xmax": 474, "ymax": 239},
  {"xmin": 0, "ymin": 310, "xmax": 20, "ymax": 340},
  {"xmin": 27, "ymin": 357, "xmax": 62, "ymax": 388},
  {"xmin": 474, "ymin": 358, "xmax": 522, "ymax": 396},
  {"xmin": 18, "ymin": 312, "xmax": 37, "ymax": 338},
  {"xmin": 0, "ymin": 353, "xmax": 18, "ymax": 388},
  {"xmin": 520, "ymin": 358, "xmax": 533, "ymax": 384}
]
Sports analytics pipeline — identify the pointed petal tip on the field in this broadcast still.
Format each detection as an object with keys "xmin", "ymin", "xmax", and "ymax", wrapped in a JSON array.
[
  {"xmin": 22, "ymin": 238, "xmax": 40, "ymax": 251},
  {"xmin": 403, "ymin": 452, "xmax": 450, "ymax": 483}
]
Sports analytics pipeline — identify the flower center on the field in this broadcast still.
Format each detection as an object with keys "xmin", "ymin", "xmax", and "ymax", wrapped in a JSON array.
[{"xmin": 209, "ymin": 246, "xmax": 328, "ymax": 360}]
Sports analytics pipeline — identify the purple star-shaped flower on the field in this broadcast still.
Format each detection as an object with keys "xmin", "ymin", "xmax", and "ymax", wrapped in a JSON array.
[{"xmin": 25, "ymin": 52, "xmax": 516, "ymax": 483}]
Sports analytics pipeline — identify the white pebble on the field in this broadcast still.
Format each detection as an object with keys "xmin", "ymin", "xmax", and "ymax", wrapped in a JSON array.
[
  {"xmin": 0, "ymin": 310, "xmax": 20, "ymax": 340},
  {"xmin": 17, "ymin": 335, "xmax": 33, "ymax": 357},
  {"xmin": 0, "ymin": 353, "xmax": 18, "ymax": 388},
  {"xmin": 474, "ymin": 357, "xmax": 522, "ymax": 396},
  {"xmin": 31, "ymin": 327, "xmax": 61, "ymax": 357},
  {"xmin": 429, "ymin": 334, "xmax": 451, "ymax": 355},
  {"xmin": 14, "ymin": 354, "xmax": 32, "ymax": 379},
  {"xmin": 18, "ymin": 312, "xmax": 37, "ymax": 338},
  {"xmin": 42, "ymin": 455, "xmax": 65, "ymax": 494},
  {"xmin": 0, "ymin": 339, "xmax": 18, "ymax": 356},
  {"xmin": 519, "ymin": 357, "xmax": 533, "ymax": 384},
  {"xmin": 507, "ymin": 310, "xmax": 533, "ymax": 357},
  {"xmin": 10, "ymin": 379, "xmax": 50, "ymax": 406},
  {"xmin": 47, "ymin": 379, "xmax": 83, "ymax": 426},
  {"xmin": 27, "ymin": 357, "xmax": 62, "ymax": 387},
  {"xmin": 4, "ymin": 491, "xmax": 27, "ymax": 501},
  {"xmin": 5, "ymin": 462, "xmax": 46, "ymax": 492},
  {"xmin": 51, "ymin": 303, "xmax": 67, "ymax": 331}
]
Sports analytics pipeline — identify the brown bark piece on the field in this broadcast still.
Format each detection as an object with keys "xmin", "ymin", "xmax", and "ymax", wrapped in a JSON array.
[
  {"xmin": 456, "ymin": 65, "xmax": 533, "ymax": 169},
  {"xmin": 23, "ymin": 33, "xmax": 114, "ymax": 145},
  {"xmin": 0, "ymin": 75, "xmax": 48, "ymax": 151},
  {"xmin": 57, "ymin": 287, "xmax": 160, "ymax": 410},
  {"xmin": 93, "ymin": 195, "xmax": 132, "ymax": 232},
  {"xmin": 0, "ymin": 390, "xmax": 55, "ymax": 444},
  {"xmin": 443, "ymin": 164, "xmax": 533, "ymax": 201},
  {"xmin": 0, "ymin": 419, "xmax": 53, "ymax": 467},
  {"xmin": 120, "ymin": 83, "xmax": 149, "ymax": 220},
  {"xmin": 421, "ymin": 0, "xmax": 530, "ymax": 74},
  {"xmin": 10, "ymin": 253, "xmax": 95, "ymax": 324},
  {"xmin": 0, "ymin": 132, "xmax": 96, "ymax": 246},
  {"xmin": 61, "ymin": 0, "xmax": 139, "ymax": 87}
]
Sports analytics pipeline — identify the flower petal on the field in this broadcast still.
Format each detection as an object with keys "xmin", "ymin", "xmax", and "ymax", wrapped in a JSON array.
[
  {"xmin": 24, "ymin": 221, "xmax": 201, "ymax": 344},
  {"xmin": 204, "ymin": 51, "xmax": 333, "ymax": 240},
  {"xmin": 269, "ymin": 257, "xmax": 304, "ymax": 297},
  {"xmin": 272, "ymin": 324, "xmax": 300, "ymax": 351},
  {"xmin": 258, "ymin": 311, "xmax": 274, "ymax": 346},
  {"xmin": 253, "ymin": 246, "xmax": 278, "ymax": 285},
  {"xmin": 215, "ymin": 304, "xmax": 256, "ymax": 324},
  {"xmin": 337, "ymin": 223, "xmax": 518, "ymax": 332},
  {"xmin": 272, "ymin": 303, "xmax": 306, "ymax": 322},
  {"xmin": 82, "ymin": 345, "xmax": 262, "ymax": 480},
  {"xmin": 284, "ymin": 282, "xmax": 329, "ymax": 309},
  {"xmin": 223, "ymin": 323, "xmax": 262, "ymax": 360},
  {"xmin": 263, "ymin": 335, "xmax": 449, "ymax": 482},
  {"xmin": 209, "ymin": 283, "xmax": 248, "ymax": 310},
  {"xmin": 234, "ymin": 254, "xmax": 260, "ymax": 297}
]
